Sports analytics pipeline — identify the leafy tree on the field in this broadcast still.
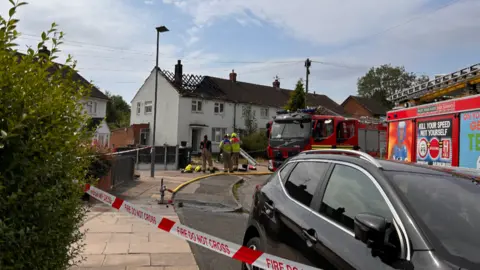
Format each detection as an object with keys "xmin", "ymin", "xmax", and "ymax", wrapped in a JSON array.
[
  {"xmin": 241, "ymin": 131, "xmax": 268, "ymax": 157},
  {"xmin": 285, "ymin": 78, "xmax": 306, "ymax": 111},
  {"xmin": 357, "ymin": 64, "xmax": 429, "ymax": 108},
  {"xmin": 242, "ymin": 105, "xmax": 258, "ymax": 135},
  {"xmin": 0, "ymin": 2, "xmax": 96, "ymax": 269},
  {"xmin": 105, "ymin": 90, "xmax": 130, "ymax": 129}
]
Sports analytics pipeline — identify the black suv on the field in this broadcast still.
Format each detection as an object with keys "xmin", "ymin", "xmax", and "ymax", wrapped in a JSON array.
[{"xmin": 241, "ymin": 149, "xmax": 480, "ymax": 270}]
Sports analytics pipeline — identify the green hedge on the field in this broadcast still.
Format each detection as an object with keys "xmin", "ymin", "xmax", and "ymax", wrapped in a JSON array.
[{"xmin": 0, "ymin": 2, "xmax": 96, "ymax": 269}]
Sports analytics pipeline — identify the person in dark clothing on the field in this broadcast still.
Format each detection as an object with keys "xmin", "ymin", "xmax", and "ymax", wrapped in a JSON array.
[{"xmin": 199, "ymin": 135, "xmax": 213, "ymax": 173}]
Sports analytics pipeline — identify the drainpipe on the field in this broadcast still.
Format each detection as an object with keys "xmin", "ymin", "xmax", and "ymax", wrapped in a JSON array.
[{"xmin": 233, "ymin": 102, "xmax": 237, "ymax": 131}]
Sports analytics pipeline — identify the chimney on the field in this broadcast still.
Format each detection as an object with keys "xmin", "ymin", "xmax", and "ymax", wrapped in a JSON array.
[
  {"xmin": 229, "ymin": 69, "xmax": 237, "ymax": 82},
  {"xmin": 174, "ymin": 60, "xmax": 183, "ymax": 87},
  {"xmin": 272, "ymin": 76, "xmax": 280, "ymax": 89},
  {"xmin": 38, "ymin": 46, "xmax": 50, "ymax": 61}
]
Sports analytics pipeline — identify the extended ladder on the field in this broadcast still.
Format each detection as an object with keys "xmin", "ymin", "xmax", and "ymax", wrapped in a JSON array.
[{"xmin": 387, "ymin": 63, "xmax": 480, "ymax": 104}]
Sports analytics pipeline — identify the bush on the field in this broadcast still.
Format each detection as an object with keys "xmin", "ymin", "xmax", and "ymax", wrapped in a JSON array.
[
  {"xmin": 241, "ymin": 131, "xmax": 268, "ymax": 158},
  {"xmin": 0, "ymin": 2, "xmax": 95, "ymax": 269}
]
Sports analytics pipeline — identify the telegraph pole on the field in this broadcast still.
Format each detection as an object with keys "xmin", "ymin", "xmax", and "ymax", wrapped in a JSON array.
[{"xmin": 304, "ymin": 58, "xmax": 311, "ymax": 108}]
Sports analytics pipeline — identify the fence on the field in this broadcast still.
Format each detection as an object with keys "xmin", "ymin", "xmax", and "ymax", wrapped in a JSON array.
[
  {"xmin": 110, "ymin": 155, "xmax": 136, "ymax": 187},
  {"xmin": 115, "ymin": 145, "xmax": 189, "ymax": 171}
]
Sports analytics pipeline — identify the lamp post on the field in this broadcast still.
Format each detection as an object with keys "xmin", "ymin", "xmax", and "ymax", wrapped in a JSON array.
[{"xmin": 151, "ymin": 25, "xmax": 169, "ymax": 178}]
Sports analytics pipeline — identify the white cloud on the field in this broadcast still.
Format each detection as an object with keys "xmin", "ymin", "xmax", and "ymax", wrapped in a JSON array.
[{"xmin": 145, "ymin": 0, "xmax": 154, "ymax": 4}]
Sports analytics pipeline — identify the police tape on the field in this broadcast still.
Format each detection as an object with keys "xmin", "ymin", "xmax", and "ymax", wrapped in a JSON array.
[
  {"xmin": 85, "ymin": 146, "xmax": 152, "ymax": 158},
  {"xmin": 85, "ymin": 184, "xmax": 321, "ymax": 270}
]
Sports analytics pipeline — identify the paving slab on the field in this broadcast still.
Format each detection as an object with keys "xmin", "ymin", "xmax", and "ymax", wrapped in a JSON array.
[
  {"xmin": 103, "ymin": 254, "xmax": 151, "ymax": 267},
  {"xmin": 150, "ymin": 253, "xmax": 196, "ymax": 266}
]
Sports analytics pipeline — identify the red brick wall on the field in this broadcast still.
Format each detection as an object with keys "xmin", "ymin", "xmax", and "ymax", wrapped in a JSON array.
[
  {"xmin": 109, "ymin": 127, "xmax": 134, "ymax": 148},
  {"xmin": 342, "ymin": 98, "xmax": 373, "ymax": 117}
]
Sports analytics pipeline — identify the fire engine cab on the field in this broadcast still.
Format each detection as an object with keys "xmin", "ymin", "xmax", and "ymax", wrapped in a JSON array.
[
  {"xmin": 265, "ymin": 108, "xmax": 358, "ymax": 171},
  {"xmin": 386, "ymin": 63, "xmax": 480, "ymax": 169}
]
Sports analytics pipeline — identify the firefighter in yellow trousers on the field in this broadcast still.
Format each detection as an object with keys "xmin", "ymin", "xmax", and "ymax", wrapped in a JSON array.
[
  {"xmin": 230, "ymin": 133, "xmax": 240, "ymax": 171},
  {"xmin": 219, "ymin": 134, "xmax": 233, "ymax": 172}
]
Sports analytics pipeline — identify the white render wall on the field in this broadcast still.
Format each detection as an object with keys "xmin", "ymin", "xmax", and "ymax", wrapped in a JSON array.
[
  {"xmin": 177, "ymin": 97, "xmax": 277, "ymax": 152},
  {"xmin": 130, "ymin": 69, "xmax": 180, "ymax": 146}
]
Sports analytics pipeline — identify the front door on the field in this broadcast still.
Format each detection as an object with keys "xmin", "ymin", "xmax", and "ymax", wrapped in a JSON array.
[{"xmin": 191, "ymin": 129, "xmax": 199, "ymax": 151}]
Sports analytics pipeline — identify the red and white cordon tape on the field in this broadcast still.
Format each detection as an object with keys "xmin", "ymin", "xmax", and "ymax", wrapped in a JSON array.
[{"xmin": 85, "ymin": 184, "xmax": 321, "ymax": 270}]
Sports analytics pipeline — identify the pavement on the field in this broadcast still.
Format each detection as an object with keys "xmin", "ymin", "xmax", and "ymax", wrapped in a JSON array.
[
  {"xmin": 173, "ymin": 173, "xmax": 271, "ymax": 270},
  {"xmin": 72, "ymin": 171, "xmax": 200, "ymax": 270}
]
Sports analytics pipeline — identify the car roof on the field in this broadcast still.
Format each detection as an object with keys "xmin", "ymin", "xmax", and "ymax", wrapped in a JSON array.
[{"xmin": 291, "ymin": 153, "xmax": 480, "ymax": 181}]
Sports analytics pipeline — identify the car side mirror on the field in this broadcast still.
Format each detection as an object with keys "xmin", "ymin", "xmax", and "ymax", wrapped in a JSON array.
[{"xmin": 354, "ymin": 213, "xmax": 387, "ymax": 249}]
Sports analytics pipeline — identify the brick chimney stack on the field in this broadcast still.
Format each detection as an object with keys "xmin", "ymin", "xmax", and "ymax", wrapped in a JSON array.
[
  {"xmin": 229, "ymin": 69, "xmax": 237, "ymax": 82},
  {"xmin": 174, "ymin": 60, "xmax": 183, "ymax": 87},
  {"xmin": 272, "ymin": 76, "xmax": 280, "ymax": 89}
]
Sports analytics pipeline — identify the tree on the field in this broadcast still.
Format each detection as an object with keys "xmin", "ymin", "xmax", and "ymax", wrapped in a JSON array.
[
  {"xmin": 0, "ymin": 2, "xmax": 95, "ymax": 269},
  {"xmin": 285, "ymin": 78, "xmax": 306, "ymax": 111},
  {"xmin": 357, "ymin": 64, "xmax": 429, "ymax": 108},
  {"xmin": 242, "ymin": 105, "xmax": 258, "ymax": 135},
  {"xmin": 105, "ymin": 91, "xmax": 130, "ymax": 129}
]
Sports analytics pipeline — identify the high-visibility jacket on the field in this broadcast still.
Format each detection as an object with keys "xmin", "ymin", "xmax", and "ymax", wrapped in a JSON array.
[
  {"xmin": 219, "ymin": 138, "xmax": 233, "ymax": 152},
  {"xmin": 231, "ymin": 137, "xmax": 240, "ymax": 153}
]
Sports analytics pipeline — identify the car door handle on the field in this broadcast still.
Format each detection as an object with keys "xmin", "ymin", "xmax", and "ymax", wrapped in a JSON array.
[
  {"xmin": 263, "ymin": 201, "xmax": 275, "ymax": 218},
  {"xmin": 302, "ymin": 229, "xmax": 318, "ymax": 243}
]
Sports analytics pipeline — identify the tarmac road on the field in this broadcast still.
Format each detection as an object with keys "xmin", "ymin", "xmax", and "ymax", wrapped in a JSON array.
[{"xmin": 174, "ymin": 174, "xmax": 270, "ymax": 270}]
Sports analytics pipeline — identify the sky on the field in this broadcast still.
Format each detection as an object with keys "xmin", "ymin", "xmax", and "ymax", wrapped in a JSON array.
[{"xmin": 1, "ymin": 0, "xmax": 479, "ymax": 104}]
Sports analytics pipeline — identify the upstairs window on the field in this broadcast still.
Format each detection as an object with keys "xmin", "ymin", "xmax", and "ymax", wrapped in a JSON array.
[
  {"xmin": 260, "ymin": 108, "xmax": 269, "ymax": 118},
  {"xmin": 214, "ymin": 102, "xmax": 224, "ymax": 114},
  {"xmin": 144, "ymin": 101, "xmax": 153, "ymax": 114},
  {"xmin": 192, "ymin": 100, "xmax": 203, "ymax": 112},
  {"xmin": 136, "ymin": 102, "xmax": 141, "ymax": 115},
  {"xmin": 85, "ymin": 101, "xmax": 97, "ymax": 114}
]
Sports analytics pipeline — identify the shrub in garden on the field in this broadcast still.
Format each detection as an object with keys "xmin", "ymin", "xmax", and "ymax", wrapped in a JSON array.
[
  {"xmin": 0, "ymin": 2, "xmax": 96, "ymax": 269},
  {"xmin": 241, "ymin": 131, "xmax": 268, "ymax": 158}
]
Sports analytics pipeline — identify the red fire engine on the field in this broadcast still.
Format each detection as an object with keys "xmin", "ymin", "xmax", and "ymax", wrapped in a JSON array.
[
  {"xmin": 386, "ymin": 63, "xmax": 480, "ymax": 169},
  {"xmin": 265, "ymin": 107, "xmax": 387, "ymax": 171}
]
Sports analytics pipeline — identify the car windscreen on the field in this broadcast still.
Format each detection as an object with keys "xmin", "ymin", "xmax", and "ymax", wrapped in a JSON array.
[
  {"xmin": 388, "ymin": 171, "xmax": 480, "ymax": 268},
  {"xmin": 270, "ymin": 120, "xmax": 311, "ymax": 139}
]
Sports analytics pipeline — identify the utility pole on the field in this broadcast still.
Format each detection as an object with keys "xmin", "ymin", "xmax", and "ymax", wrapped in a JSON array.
[{"xmin": 304, "ymin": 58, "xmax": 311, "ymax": 109}]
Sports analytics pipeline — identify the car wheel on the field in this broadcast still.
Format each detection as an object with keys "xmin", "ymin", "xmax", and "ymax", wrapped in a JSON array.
[{"xmin": 241, "ymin": 237, "xmax": 264, "ymax": 270}]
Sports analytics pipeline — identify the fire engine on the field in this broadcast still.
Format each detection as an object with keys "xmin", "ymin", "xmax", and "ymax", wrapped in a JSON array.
[
  {"xmin": 386, "ymin": 63, "xmax": 480, "ymax": 169},
  {"xmin": 265, "ymin": 106, "xmax": 387, "ymax": 171}
]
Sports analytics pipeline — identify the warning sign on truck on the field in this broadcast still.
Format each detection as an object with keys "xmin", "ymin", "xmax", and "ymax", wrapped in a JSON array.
[{"xmin": 416, "ymin": 119, "xmax": 453, "ymax": 166}]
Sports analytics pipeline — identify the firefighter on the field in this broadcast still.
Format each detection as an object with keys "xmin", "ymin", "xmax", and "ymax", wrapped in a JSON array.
[
  {"xmin": 230, "ymin": 133, "xmax": 241, "ymax": 171},
  {"xmin": 219, "ymin": 134, "xmax": 233, "ymax": 172},
  {"xmin": 199, "ymin": 135, "xmax": 213, "ymax": 173}
]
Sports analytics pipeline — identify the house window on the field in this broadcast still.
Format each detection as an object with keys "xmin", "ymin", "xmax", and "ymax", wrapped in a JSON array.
[
  {"xmin": 260, "ymin": 108, "xmax": 269, "ymax": 118},
  {"xmin": 144, "ymin": 101, "xmax": 153, "ymax": 114},
  {"xmin": 214, "ymin": 102, "xmax": 224, "ymax": 114},
  {"xmin": 140, "ymin": 128, "xmax": 150, "ymax": 145},
  {"xmin": 192, "ymin": 100, "xmax": 203, "ymax": 112},
  {"xmin": 136, "ymin": 102, "xmax": 141, "ymax": 115},
  {"xmin": 85, "ymin": 101, "xmax": 97, "ymax": 114},
  {"xmin": 212, "ymin": 127, "xmax": 227, "ymax": 142}
]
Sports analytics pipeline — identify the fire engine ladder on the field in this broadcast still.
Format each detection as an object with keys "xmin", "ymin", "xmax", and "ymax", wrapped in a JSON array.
[
  {"xmin": 239, "ymin": 148, "xmax": 258, "ymax": 166},
  {"xmin": 387, "ymin": 63, "xmax": 480, "ymax": 104}
]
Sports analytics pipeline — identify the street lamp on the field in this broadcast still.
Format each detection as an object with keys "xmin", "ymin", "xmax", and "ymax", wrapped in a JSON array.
[{"xmin": 151, "ymin": 25, "xmax": 169, "ymax": 177}]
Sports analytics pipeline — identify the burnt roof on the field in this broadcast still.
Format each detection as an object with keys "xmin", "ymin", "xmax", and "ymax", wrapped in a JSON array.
[
  {"xmin": 158, "ymin": 68, "xmax": 346, "ymax": 115},
  {"xmin": 14, "ymin": 51, "xmax": 108, "ymax": 100},
  {"xmin": 342, "ymin": 95, "xmax": 388, "ymax": 116}
]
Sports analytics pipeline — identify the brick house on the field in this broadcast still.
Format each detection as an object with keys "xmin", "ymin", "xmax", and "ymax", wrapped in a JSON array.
[
  {"xmin": 341, "ymin": 95, "xmax": 388, "ymax": 118},
  {"xmin": 109, "ymin": 123, "xmax": 149, "ymax": 148}
]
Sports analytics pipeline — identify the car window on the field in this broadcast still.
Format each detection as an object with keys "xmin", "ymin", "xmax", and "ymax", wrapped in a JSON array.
[
  {"xmin": 388, "ymin": 172, "xmax": 480, "ymax": 267},
  {"xmin": 319, "ymin": 164, "xmax": 392, "ymax": 231},
  {"xmin": 284, "ymin": 161, "xmax": 329, "ymax": 207},
  {"xmin": 279, "ymin": 162, "xmax": 296, "ymax": 182}
]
